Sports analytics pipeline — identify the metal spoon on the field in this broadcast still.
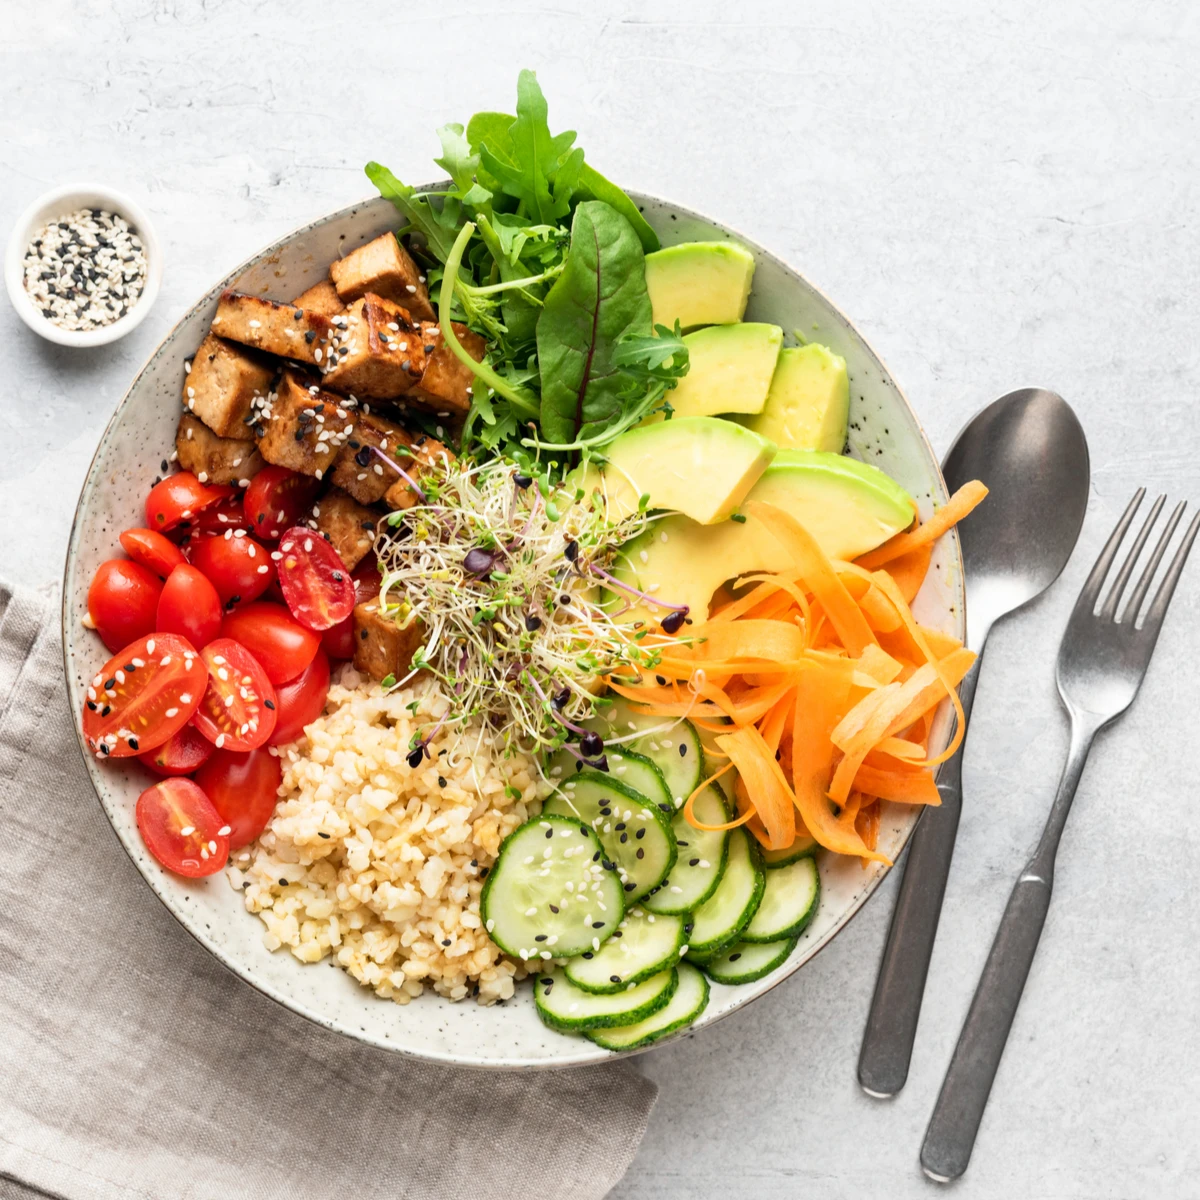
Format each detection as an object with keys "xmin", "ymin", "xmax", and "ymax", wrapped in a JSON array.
[{"xmin": 857, "ymin": 388, "xmax": 1090, "ymax": 1098}]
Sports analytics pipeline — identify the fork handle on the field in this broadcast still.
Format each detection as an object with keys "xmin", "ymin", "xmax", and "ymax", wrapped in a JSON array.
[{"xmin": 919, "ymin": 714, "xmax": 1102, "ymax": 1181}]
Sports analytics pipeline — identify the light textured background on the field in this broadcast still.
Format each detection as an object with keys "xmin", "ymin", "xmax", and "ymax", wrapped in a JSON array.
[{"xmin": 3, "ymin": 2, "xmax": 1198, "ymax": 1197}]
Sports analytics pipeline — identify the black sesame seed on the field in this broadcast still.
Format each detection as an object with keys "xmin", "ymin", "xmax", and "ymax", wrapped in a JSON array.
[
  {"xmin": 579, "ymin": 825, "xmax": 589, "ymax": 838},
  {"xmin": 86, "ymin": 699, "xmax": 97, "ymax": 712},
  {"xmin": 545, "ymin": 828, "xmax": 553, "ymax": 839},
  {"xmin": 655, "ymin": 674, "xmax": 667, "ymax": 686},
  {"xmin": 104, "ymin": 678, "xmax": 116, "ymax": 689},
  {"xmin": 677, "ymin": 840, "xmax": 689, "ymax": 847},
  {"xmin": 635, "ymin": 828, "xmax": 645, "ymax": 839},
  {"xmin": 602, "ymin": 860, "xmax": 615, "ymax": 871},
  {"xmin": 318, "ymin": 832, "xmax": 330, "ymax": 839},
  {"xmin": 611, "ymin": 931, "xmax": 622, "ymax": 938},
  {"xmin": 623, "ymin": 882, "xmax": 636, "ymax": 891},
  {"xmin": 689, "ymin": 858, "xmax": 699, "ymax": 866},
  {"xmin": 534, "ymin": 934, "xmax": 547, "ymax": 942},
  {"xmin": 619, "ymin": 832, "xmax": 628, "ymax": 843},
  {"xmin": 614, "ymin": 822, "xmax": 626, "ymax": 831},
  {"xmin": 263, "ymin": 699, "xmax": 275, "ymax": 710},
  {"xmin": 592, "ymin": 921, "xmax": 605, "ymax": 928},
  {"xmin": 160, "ymin": 459, "xmax": 168, "ymax": 473},
  {"xmin": 581, "ymin": 952, "xmax": 593, "ymax": 959},
  {"xmin": 679, "ymin": 743, "xmax": 688, "ymax": 757},
  {"xmin": 549, "ymin": 905, "xmax": 559, "ymax": 913},
  {"xmin": 636, "ymin": 848, "xmax": 645, "ymax": 859},
  {"xmin": 127, "ymin": 737, "xmax": 139, "ymax": 750},
  {"xmin": 610, "ymin": 975, "xmax": 622, "ymax": 983},
  {"xmin": 360, "ymin": 629, "xmax": 369, "ymax": 640},
  {"xmin": 304, "ymin": 329, "xmax": 316, "ymax": 343},
  {"xmin": 729, "ymin": 952, "xmax": 742, "ymax": 962},
  {"xmin": 442, "ymin": 938, "xmax": 451, "ymax": 946}
]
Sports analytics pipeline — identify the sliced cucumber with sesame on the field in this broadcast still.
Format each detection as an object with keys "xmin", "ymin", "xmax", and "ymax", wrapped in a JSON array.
[
  {"xmin": 760, "ymin": 834, "xmax": 818, "ymax": 868},
  {"xmin": 564, "ymin": 908, "xmax": 687, "ymax": 994},
  {"xmin": 547, "ymin": 746, "xmax": 671, "ymax": 815},
  {"xmin": 643, "ymin": 783, "xmax": 729, "ymax": 915},
  {"xmin": 534, "ymin": 966, "xmax": 678, "ymax": 1033},
  {"xmin": 686, "ymin": 826, "xmax": 765, "ymax": 957},
  {"xmin": 589, "ymin": 697, "xmax": 702, "ymax": 809},
  {"xmin": 544, "ymin": 773, "xmax": 675, "ymax": 902},
  {"xmin": 481, "ymin": 816, "xmax": 624, "ymax": 961},
  {"xmin": 702, "ymin": 936, "xmax": 798, "ymax": 985},
  {"xmin": 586, "ymin": 962, "xmax": 709, "ymax": 1051},
  {"xmin": 742, "ymin": 853, "xmax": 820, "ymax": 943}
]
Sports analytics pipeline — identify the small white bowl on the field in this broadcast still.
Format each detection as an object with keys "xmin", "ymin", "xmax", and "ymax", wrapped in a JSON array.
[{"xmin": 5, "ymin": 183, "xmax": 162, "ymax": 348}]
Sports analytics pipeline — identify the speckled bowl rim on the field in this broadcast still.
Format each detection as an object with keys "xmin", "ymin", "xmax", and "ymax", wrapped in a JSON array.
[{"xmin": 62, "ymin": 187, "xmax": 964, "ymax": 1070}]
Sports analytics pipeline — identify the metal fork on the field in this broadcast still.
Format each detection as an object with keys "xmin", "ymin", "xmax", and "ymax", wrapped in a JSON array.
[{"xmin": 920, "ymin": 489, "xmax": 1200, "ymax": 1182}]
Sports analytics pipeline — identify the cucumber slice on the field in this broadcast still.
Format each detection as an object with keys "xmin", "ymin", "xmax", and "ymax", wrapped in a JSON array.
[
  {"xmin": 587, "ymin": 962, "xmax": 709, "ymax": 1051},
  {"xmin": 565, "ymin": 908, "xmax": 686, "ymax": 993},
  {"xmin": 761, "ymin": 834, "xmax": 818, "ymax": 868},
  {"xmin": 547, "ymin": 747, "xmax": 671, "ymax": 815},
  {"xmin": 534, "ymin": 967, "xmax": 678, "ymax": 1033},
  {"xmin": 481, "ymin": 816, "xmax": 624, "ymax": 959},
  {"xmin": 544, "ymin": 773, "xmax": 675, "ymax": 902},
  {"xmin": 702, "ymin": 936, "xmax": 798, "ymax": 984},
  {"xmin": 742, "ymin": 854, "xmax": 819, "ymax": 943},
  {"xmin": 591, "ymin": 697, "xmax": 702, "ymax": 808},
  {"xmin": 643, "ymin": 784, "xmax": 729, "ymax": 915},
  {"xmin": 687, "ymin": 827, "xmax": 765, "ymax": 956}
]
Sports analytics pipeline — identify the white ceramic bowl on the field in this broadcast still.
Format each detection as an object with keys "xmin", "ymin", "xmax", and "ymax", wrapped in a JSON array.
[
  {"xmin": 6, "ymin": 183, "xmax": 162, "ymax": 347},
  {"xmin": 62, "ymin": 192, "xmax": 964, "ymax": 1069}
]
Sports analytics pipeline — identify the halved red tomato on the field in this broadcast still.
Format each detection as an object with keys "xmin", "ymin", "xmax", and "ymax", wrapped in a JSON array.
[
  {"xmin": 192, "ymin": 637, "xmax": 278, "ymax": 751},
  {"xmin": 157, "ymin": 563, "xmax": 223, "ymax": 648},
  {"xmin": 145, "ymin": 472, "xmax": 222, "ymax": 532},
  {"xmin": 190, "ymin": 485, "xmax": 250, "ymax": 536},
  {"xmin": 244, "ymin": 466, "xmax": 322, "ymax": 541},
  {"xmin": 268, "ymin": 649, "xmax": 330, "ymax": 745},
  {"xmin": 276, "ymin": 526, "xmax": 356, "ymax": 631},
  {"xmin": 138, "ymin": 723, "xmax": 215, "ymax": 776},
  {"xmin": 193, "ymin": 746, "xmax": 282, "ymax": 850},
  {"xmin": 82, "ymin": 633, "xmax": 207, "ymax": 758},
  {"xmin": 189, "ymin": 531, "xmax": 275, "ymax": 607},
  {"xmin": 135, "ymin": 778, "xmax": 229, "ymax": 877},
  {"xmin": 220, "ymin": 601, "xmax": 319, "ymax": 684},
  {"xmin": 119, "ymin": 528, "xmax": 187, "ymax": 579},
  {"xmin": 87, "ymin": 559, "xmax": 163, "ymax": 652}
]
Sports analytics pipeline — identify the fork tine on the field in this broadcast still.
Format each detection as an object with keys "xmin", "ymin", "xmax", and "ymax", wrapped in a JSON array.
[
  {"xmin": 1100, "ymin": 494, "xmax": 1165, "ymax": 621},
  {"xmin": 1121, "ymin": 500, "xmax": 1186, "ymax": 625},
  {"xmin": 1073, "ymin": 488, "xmax": 1145, "ymax": 615},
  {"xmin": 1140, "ymin": 509, "xmax": 1200, "ymax": 631}
]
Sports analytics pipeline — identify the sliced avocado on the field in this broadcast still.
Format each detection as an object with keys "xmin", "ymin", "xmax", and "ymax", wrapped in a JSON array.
[
  {"xmin": 611, "ymin": 451, "xmax": 916, "ymax": 625},
  {"xmin": 745, "ymin": 450, "xmax": 915, "ymax": 561},
  {"xmin": 664, "ymin": 323, "xmax": 783, "ymax": 420},
  {"xmin": 742, "ymin": 344, "xmax": 849, "ymax": 453},
  {"xmin": 644, "ymin": 241, "xmax": 755, "ymax": 330},
  {"xmin": 600, "ymin": 417, "xmax": 777, "ymax": 525}
]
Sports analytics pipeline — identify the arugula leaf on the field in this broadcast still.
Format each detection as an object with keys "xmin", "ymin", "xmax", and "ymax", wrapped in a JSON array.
[
  {"xmin": 535, "ymin": 201, "xmax": 652, "ymax": 447},
  {"xmin": 364, "ymin": 162, "xmax": 459, "ymax": 263},
  {"xmin": 612, "ymin": 320, "xmax": 690, "ymax": 381},
  {"xmin": 434, "ymin": 123, "xmax": 492, "ymax": 210}
]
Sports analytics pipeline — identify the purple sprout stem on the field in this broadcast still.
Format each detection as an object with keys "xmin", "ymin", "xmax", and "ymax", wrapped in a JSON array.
[
  {"xmin": 588, "ymin": 564, "xmax": 689, "ymax": 614},
  {"xmin": 368, "ymin": 444, "xmax": 427, "ymax": 503},
  {"xmin": 525, "ymin": 671, "xmax": 587, "ymax": 736}
]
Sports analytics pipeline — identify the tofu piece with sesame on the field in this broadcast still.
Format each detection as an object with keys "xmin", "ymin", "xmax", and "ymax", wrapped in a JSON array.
[
  {"xmin": 329, "ymin": 233, "xmax": 435, "ymax": 322},
  {"xmin": 175, "ymin": 413, "xmax": 264, "ymax": 487},
  {"xmin": 290, "ymin": 278, "xmax": 345, "ymax": 317},
  {"xmin": 352, "ymin": 600, "xmax": 422, "ymax": 682},
  {"xmin": 183, "ymin": 333, "xmax": 276, "ymax": 438},
  {"xmin": 210, "ymin": 290, "xmax": 333, "ymax": 367},
  {"xmin": 313, "ymin": 488, "xmax": 378, "ymax": 572},
  {"xmin": 383, "ymin": 432, "xmax": 454, "ymax": 512},
  {"xmin": 329, "ymin": 409, "xmax": 416, "ymax": 505},
  {"xmin": 320, "ymin": 294, "xmax": 429, "ymax": 400},
  {"xmin": 256, "ymin": 370, "xmax": 352, "ymax": 479},
  {"xmin": 405, "ymin": 321, "xmax": 486, "ymax": 417}
]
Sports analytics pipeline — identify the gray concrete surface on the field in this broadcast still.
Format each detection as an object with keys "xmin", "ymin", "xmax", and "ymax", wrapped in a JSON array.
[{"xmin": 2, "ymin": 2, "xmax": 1198, "ymax": 1197}]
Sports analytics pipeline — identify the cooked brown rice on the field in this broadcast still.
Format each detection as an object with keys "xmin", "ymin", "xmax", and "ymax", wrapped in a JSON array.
[{"xmin": 228, "ymin": 666, "xmax": 547, "ymax": 1004}]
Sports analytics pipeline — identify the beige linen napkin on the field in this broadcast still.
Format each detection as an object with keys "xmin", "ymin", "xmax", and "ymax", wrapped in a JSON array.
[{"xmin": 0, "ymin": 584, "xmax": 655, "ymax": 1200}]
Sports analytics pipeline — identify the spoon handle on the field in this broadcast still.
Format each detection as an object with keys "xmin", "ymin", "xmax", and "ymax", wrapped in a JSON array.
[{"xmin": 856, "ymin": 661, "xmax": 980, "ymax": 1097}]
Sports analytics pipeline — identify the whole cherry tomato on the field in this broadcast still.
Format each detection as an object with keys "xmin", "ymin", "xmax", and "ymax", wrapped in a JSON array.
[
  {"xmin": 157, "ymin": 564, "xmax": 223, "ymax": 648},
  {"xmin": 244, "ymin": 466, "xmax": 322, "ymax": 542},
  {"xmin": 268, "ymin": 649, "xmax": 330, "ymax": 745},
  {"xmin": 189, "ymin": 531, "xmax": 275, "ymax": 607},
  {"xmin": 193, "ymin": 746, "xmax": 282, "ymax": 850},
  {"xmin": 220, "ymin": 601, "xmax": 319, "ymax": 684},
  {"xmin": 119, "ymin": 528, "xmax": 186, "ymax": 580},
  {"xmin": 87, "ymin": 559, "xmax": 163, "ymax": 652}
]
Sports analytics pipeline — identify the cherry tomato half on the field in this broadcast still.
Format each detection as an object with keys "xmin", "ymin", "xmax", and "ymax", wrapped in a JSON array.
[
  {"xmin": 119, "ymin": 528, "xmax": 186, "ymax": 580},
  {"xmin": 82, "ymin": 633, "xmax": 207, "ymax": 759},
  {"xmin": 138, "ymin": 723, "xmax": 215, "ymax": 776},
  {"xmin": 145, "ymin": 472, "xmax": 222, "ymax": 532},
  {"xmin": 193, "ymin": 746, "xmax": 282, "ymax": 850},
  {"xmin": 268, "ymin": 649, "xmax": 330, "ymax": 745},
  {"xmin": 87, "ymin": 560, "xmax": 164, "ymax": 653},
  {"xmin": 244, "ymin": 466, "xmax": 322, "ymax": 542},
  {"xmin": 135, "ymin": 778, "xmax": 230, "ymax": 878},
  {"xmin": 276, "ymin": 527, "xmax": 355, "ymax": 631},
  {"xmin": 321, "ymin": 559, "xmax": 381, "ymax": 659},
  {"xmin": 157, "ymin": 563, "xmax": 223, "ymax": 648},
  {"xmin": 191, "ymin": 485, "xmax": 250, "ymax": 537},
  {"xmin": 192, "ymin": 638, "xmax": 278, "ymax": 751},
  {"xmin": 189, "ymin": 531, "xmax": 275, "ymax": 607},
  {"xmin": 220, "ymin": 601, "xmax": 319, "ymax": 685}
]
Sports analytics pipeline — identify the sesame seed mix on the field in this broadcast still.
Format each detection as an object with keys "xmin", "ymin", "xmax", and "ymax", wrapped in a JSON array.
[{"xmin": 23, "ymin": 208, "xmax": 147, "ymax": 331}]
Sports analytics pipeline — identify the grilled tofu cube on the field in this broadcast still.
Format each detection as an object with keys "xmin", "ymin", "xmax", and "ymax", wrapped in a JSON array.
[
  {"xmin": 313, "ymin": 488, "xmax": 378, "ymax": 571},
  {"xmin": 183, "ymin": 333, "xmax": 275, "ymax": 438},
  {"xmin": 175, "ymin": 413, "xmax": 264, "ymax": 487},
  {"xmin": 329, "ymin": 233, "xmax": 435, "ymax": 322},
  {"xmin": 211, "ymin": 290, "xmax": 333, "ymax": 367},
  {"xmin": 320, "ymin": 294, "xmax": 429, "ymax": 400},
  {"xmin": 406, "ymin": 321, "xmax": 486, "ymax": 416},
  {"xmin": 383, "ymin": 432, "xmax": 454, "ymax": 512},
  {"xmin": 353, "ymin": 600, "xmax": 422, "ymax": 682},
  {"xmin": 330, "ymin": 409, "xmax": 415, "ymax": 505},
  {"xmin": 290, "ymin": 278, "xmax": 345, "ymax": 317},
  {"xmin": 256, "ymin": 370, "xmax": 354, "ymax": 479}
]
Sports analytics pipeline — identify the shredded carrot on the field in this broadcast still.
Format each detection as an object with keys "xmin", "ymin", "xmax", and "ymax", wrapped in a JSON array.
[
  {"xmin": 853, "ymin": 764, "xmax": 941, "ymax": 805},
  {"xmin": 683, "ymin": 763, "xmax": 753, "ymax": 831},
  {"xmin": 716, "ymin": 725, "xmax": 796, "ymax": 850},
  {"xmin": 856, "ymin": 481, "xmax": 989, "ymax": 570}
]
